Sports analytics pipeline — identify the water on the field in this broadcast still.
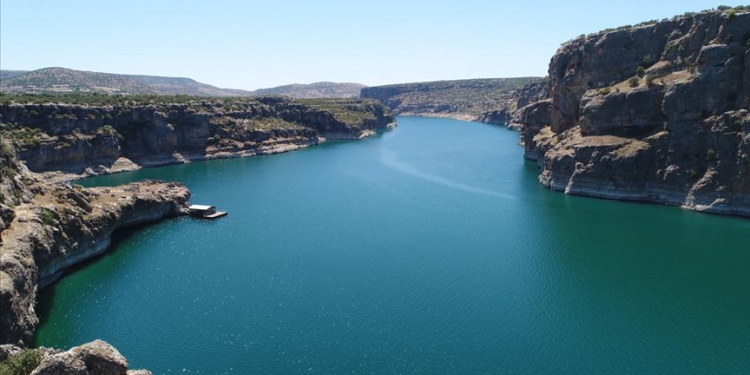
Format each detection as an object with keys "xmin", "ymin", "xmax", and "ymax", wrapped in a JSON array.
[{"xmin": 35, "ymin": 117, "xmax": 750, "ymax": 374}]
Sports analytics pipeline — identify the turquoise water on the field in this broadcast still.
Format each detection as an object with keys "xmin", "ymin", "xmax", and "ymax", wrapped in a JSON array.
[{"xmin": 36, "ymin": 117, "xmax": 750, "ymax": 374}]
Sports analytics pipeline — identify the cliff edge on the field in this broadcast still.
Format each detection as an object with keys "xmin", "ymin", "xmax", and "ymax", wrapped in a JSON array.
[{"xmin": 522, "ymin": 8, "xmax": 750, "ymax": 217}]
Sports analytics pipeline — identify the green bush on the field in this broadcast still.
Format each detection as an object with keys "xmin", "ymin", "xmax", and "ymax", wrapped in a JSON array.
[
  {"xmin": 706, "ymin": 149, "xmax": 717, "ymax": 161},
  {"xmin": 646, "ymin": 75, "xmax": 656, "ymax": 86},
  {"xmin": 746, "ymin": 38, "xmax": 750, "ymax": 48},
  {"xmin": 2, "ymin": 166, "xmax": 16, "ymax": 179},
  {"xmin": 640, "ymin": 54, "xmax": 655, "ymax": 68},
  {"xmin": 0, "ymin": 349, "xmax": 43, "ymax": 375},
  {"xmin": 728, "ymin": 10, "xmax": 737, "ymax": 19},
  {"xmin": 598, "ymin": 87, "xmax": 612, "ymax": 96},
  {"xmin": 732, "ymin": 120, "xmax": 743, "ymax": 132},
  {"xmin": 39, "ymin": 208, "xmax": 56, "ymax": 226},
  {"xmin": 629, "ymin": 77, "xmax": 640, "ymax": 87},
  {"xmin": 636, "ymin": 66, "xmax": 646, "ymax": 78}
]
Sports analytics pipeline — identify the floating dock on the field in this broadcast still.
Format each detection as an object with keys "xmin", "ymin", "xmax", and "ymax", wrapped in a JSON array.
[{"xmin": 188, "ymin": 204, "xmax": 228, "ymax": 219}]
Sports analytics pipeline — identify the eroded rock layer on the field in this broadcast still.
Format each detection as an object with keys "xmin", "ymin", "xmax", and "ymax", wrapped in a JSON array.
[{"xmin": 0, "ymin": 96, "xmax": 394, "ymax": 179}]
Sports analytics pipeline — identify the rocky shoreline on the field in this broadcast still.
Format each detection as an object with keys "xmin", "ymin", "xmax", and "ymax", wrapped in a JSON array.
[
  {"xmin": 0, "ymin": 145, "xmax": 191, "ymax": 345},
  {"xmin": 0, "ymin": 149, "xmax": 188, "ymax": 372}
]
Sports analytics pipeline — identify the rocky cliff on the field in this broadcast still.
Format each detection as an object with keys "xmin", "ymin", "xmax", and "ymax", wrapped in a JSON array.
[
  {"xmin": 520, "ymin": 8, "xmax": 750, "ymax": 217},
  {"xmin": 476, "ymin": 78, "xmax": 550, "ymax": 128},
  {"xmin": 0, "ymin": 96, "xmax": 394, "ymax": 179},
  {"xmin": 360, "ymin": 78, "xmax": 540, "ymax": 122},
  {"xmin": 0, "ymin": 136, "xmax": 190, "ymax": 345}
]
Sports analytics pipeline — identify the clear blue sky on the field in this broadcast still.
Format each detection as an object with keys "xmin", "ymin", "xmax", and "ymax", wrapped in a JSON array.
[{"xmin": 1, "ymin": 1, "xmax": 745, "ymax": 90}]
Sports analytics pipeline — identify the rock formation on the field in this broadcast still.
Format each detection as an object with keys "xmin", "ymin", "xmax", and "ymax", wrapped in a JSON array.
[
  {"xmin": 520, "ymin": 8, "xmax": 750, "ymax": 217},
  {"xmin": 360, "ymin": 77, "xmax": 540, "ymax": 122},
  {"xmin": 476, "ymin": 78, "xmax": 550, "ymax": 128},
  {"xmin": 0, "ymin": 96, "xmax": 394, "ymax": 179},
  {"xmin": 1, "ymin": 340, "xmax": 151, "ymax": 375}
]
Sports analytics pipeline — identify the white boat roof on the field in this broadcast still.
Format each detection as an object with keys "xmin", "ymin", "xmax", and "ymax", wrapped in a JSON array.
[{"xmin": 189, "ymin": 205, "xmax": 214, "ymax": 210}]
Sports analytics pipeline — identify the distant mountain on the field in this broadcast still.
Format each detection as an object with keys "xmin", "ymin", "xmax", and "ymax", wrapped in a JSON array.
[
  {"xmin": 0, "ymin": 67, "xmax": 254, "ymax": 96},
  {"xmin": 0, "ymin": 70, "xmax": 29, "ymax": 80},
  {"xmin": 0, "ymin": 68, "xmax": 366, "ymax": 98},
  {"xmin": 360, "ymin": 77, "xmax": 542, "ymax": 121},
  {"xmin": 249, "ymin": 82, "xmax": 366, "ymax": 98}
]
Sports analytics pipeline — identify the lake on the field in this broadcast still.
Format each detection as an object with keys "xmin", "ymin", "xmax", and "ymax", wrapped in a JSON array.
[{"xmin": 36, "ymin": 116, "xmax": 750, "ymax": 374}]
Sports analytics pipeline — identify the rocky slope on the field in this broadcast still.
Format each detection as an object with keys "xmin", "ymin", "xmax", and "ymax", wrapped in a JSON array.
[
  {"xmin": 521, "ymin": 8, "xmax": 750, "ymax": 217},
  {"xmin": 360, "ymin": 77, "xmax": 540, "ymax": 121},
  {"xmin": 0, "ymin": 95, "xmax": 394, "ymax": 179},
  {"xmin": 1, "ymin": 340, "xmax": 151, "ymax": 375}
]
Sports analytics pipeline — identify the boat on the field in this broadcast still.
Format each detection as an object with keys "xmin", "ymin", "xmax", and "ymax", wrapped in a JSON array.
[{"xmin": 188, "ymin": 204, "xmax": 228, "ymax": 219}]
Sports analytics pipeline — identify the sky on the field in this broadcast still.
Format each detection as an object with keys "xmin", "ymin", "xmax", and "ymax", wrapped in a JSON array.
[{"xmin": 1, "ymin": 1, "xmax": 746, "ymax": 90}]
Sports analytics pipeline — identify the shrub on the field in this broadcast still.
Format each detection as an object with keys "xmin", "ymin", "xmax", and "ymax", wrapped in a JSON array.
[
  {"xmin": 746, "ymin": 38, "xmax": 750, "ymax": 48},
  {"xmin": 629, "ymin": 77, "xmax": 640, "ymax": 87},
  {"xmin": 2, "ymin": 166, "xmax": 15, "ymax": 179},
  {"xmin": 636, "ymin": 66, "xmax": 646, "ymax": 78},
  {"xmin": 706, "ymin": 149, "xmax": 717, "ymax": 161},
  {"xmin": 640, "ymin": 54, "xmax": 655, "ymax": 68},
  {"xmin": 731, "ymin": 120, "xmax": 743, "ymax": 132},
  {"xmin": 39, "ymin": 208, "xmax": 56, "ymax": 226},
  {"xmin": 728, "ymin": 10, "xmax": 737, "ymax": 19},
  {"xmin": 598, "ymin": 87, "xmax": 612, "ymax": 96},
  {"xmin": 0, "ymin": 349, "xmax": 43, "ymax": 375},
  {"xmin": 646, "ymin": 75, "xmax": 656, "ymax": 86}
]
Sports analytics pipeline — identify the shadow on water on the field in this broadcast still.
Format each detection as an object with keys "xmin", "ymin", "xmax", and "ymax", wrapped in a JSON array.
[{"xmin": 32, "ymin": 219, "xmax": 180, "ymax": 346}]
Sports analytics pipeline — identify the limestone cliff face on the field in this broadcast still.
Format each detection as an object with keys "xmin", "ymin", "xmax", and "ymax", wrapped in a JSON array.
[
  {"xmin": 522, "ymin": 9, "xmax": 750, "ymax": 216},
  {"xmin": 0, "ymin": 97, "xmax": 394, "ymax": 176},
  {"xmin": 0, "ymin": 139, "xmax": 190, "ymax": 345}
]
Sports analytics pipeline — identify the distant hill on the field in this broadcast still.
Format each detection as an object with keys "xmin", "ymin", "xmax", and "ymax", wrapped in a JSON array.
[
  {"xmin": 0, "ymin": 67, "xmax": 254, "ymax": 96},
  {"xmin": 360, "ymin": 77, "xmax": 542, "ymax": 121},
  {"xmin": 0, "ymin": 70, "xmax": 29, "ymax": 80},
  {"xmin": 0, "ymin": 68, "xmax": 366, "ymax": 98},
  {"xmin": 249, "ymin": 82, "xmax": 366, "ymax": 98}
]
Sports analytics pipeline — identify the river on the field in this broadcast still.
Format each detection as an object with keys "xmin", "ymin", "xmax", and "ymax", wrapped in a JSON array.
[{"xmin": 36, "ymin": 116, "xmax": 750, "ymax": 374}]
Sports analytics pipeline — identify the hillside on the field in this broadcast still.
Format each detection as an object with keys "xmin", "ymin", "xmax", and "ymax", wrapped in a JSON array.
[
  {"xmin": 0, "ymin": 68, "xmax": 367, "ymax": 98},
  {"xmin": 0, "ymin": 67, "xmax": 254, "ymax": 96},
  {"xmin": 249, "ymin": 82, "xmax": 366, "ymax": 98},
  {"xmin": 0, "ymin": 70, "xmax": 28, "ymax": 80},
  {"xmin": 360, "ymin": 77, "xmax": 541, "ymax": 121}
]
